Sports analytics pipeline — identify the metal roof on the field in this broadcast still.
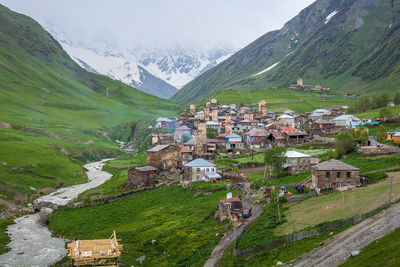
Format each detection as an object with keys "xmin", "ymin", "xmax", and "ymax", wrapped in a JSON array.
[
  {"xmin": 285, "ymin": 151, "xmax": 311, "ymax": 158},
  {"xmin": 184, "ymin": 158, "xmax": 215, "ymax": 167}
]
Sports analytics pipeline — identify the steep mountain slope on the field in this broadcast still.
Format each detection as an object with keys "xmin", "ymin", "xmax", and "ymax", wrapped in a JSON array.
[
  {"xmin": 48, "ymin": 26, "xmax": 233, "ymax": 98},
  {"xmin": 0, "ymin": 4, "xmax": 178, "ymax": 195},
  {"xmin": 172, "ymin": 0, "xmax": 400, "ymax": 105}
]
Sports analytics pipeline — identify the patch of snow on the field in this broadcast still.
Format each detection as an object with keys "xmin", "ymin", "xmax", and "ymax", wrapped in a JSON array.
[
  {"xmin": 252, "ymin": 50, "xmax": 296, "ymax": 77},
  {"xmin": 252, "ymin": 62, "xmax": 280, "ymax": 77},
  {"xmin": 325, "ymin": 10, "xmax": 339, "ymax": 24}
]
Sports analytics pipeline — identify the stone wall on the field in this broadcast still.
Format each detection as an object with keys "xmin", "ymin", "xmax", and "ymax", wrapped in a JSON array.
[
  {"xmin": 146, "ymin": 145, "xmax": 181, "ymax": 172},
  {"xmin": 312, "ymin": 169, "xmax": 360, "ymax": 190}
]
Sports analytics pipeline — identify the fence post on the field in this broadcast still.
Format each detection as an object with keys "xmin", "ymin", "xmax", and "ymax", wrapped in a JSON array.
[{"xmin": 293, "ymin": 221, "xmax": 296, "ymax": 260}]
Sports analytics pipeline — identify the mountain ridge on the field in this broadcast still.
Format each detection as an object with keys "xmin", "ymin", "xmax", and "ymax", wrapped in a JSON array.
[
  {"xmin": 172, "ymin": 0, "xmax": 400, "ymax": 105},
  {"xmin": 47, "ymin": 26, "xmax": 234, "ymax": 99}
]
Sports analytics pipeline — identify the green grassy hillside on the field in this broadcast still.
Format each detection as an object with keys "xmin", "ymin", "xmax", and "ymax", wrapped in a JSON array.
[
  {"xmin": 172, "ymin": 0, "xmax": 400, "ymax": 105},
  {"xmin": 214, "ymin": 88, "xmax": 356, "ymax": 112},
  {"xmin": 0, "ymin": 4, "xmax": 179, "ymax": 202}
]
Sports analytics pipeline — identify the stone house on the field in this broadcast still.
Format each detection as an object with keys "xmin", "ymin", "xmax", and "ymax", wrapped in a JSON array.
[
  {"xmin": 268, "ymin": 132, "xmax": 286, "ymax": 146},
  {"xmin": 180, "ymin": 145, "xmax": 193, "ymax": 165},
  {"xmin": 295, "ymin": 114, "xmax": 309, "ymax": 124},
  {"xmin": 183, "ymin": 158, "xmax": 221, "ymax": 182},
  {"xmin": 147, "ymin": 144, "xmax": 181, "ymax": 172},
  {"xmin": 387, "ymin": 102, "xmax": 395, "ymax": 108},
  {"xmin": 226, "ymin": 133, "xmax": 243, "ymax": 150},
  {"xmin": 184, "ymin": 138, "xmax": 194, "ymax": 151},
  {"xmin": 394, "ymin": 132, "xmax": 400, "ymax": 145},
  {"xmin": 218, "ymin": 196, "xmax": 243, "ymax": 221},
  {"xmin": 332, "ymin": 115, "xmax": 361, "ymax": 127},
  {"xmin": 152, "ymin": 132, "xmax": 175, "ymax": 145},
  {"xmin": 283, "ymin": 130, "xmax": 308, "ymax": 144},
  {"xmin": 128, "ymin": 166, "xmax": 158, "ymax": 187},
  {"xmin": 315, "ymin": 119, "xmax": 336, "ymax": 131},
  {"xmin": 284, "ymin": 151, "xmax": 317, "ymax": 174},
  {"xmin": 311, "ymin": 159, "xmax": 360, "ymax": 191},
  {"xmin": 278, "ymin": 114, "xmax": 295, "ymax": 125},
  {"xmin": 245, "ymin": 128, "xmax": 269, "ymax": 148}
]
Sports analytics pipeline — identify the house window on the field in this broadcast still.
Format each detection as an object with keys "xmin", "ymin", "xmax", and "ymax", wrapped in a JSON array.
[
  {"xmin": 197, "ymin": 175, "xmax": 200, "ymax": 180},
  {"xmin": 326, "ymin": 172, "xmax": 330, "ymax": 178},
  {"xmin": 337, "ymin": 182, "xmax": 341, "ymax": 187},
  {"xmin": 206, "ymin": 168, "xmax": 209, "ymax": 172},
  {"xmin": 211, "ymin": 168, "xmax": 215, "ymax": 172},
  {"xmin": 196, "ymin": 168, "xmax": 200, "ymax": 173},
  {"xmin": 347, "ymin": 181, "xmax": 351, "ymax": 186},
  {"xmin": 326, "ymin": 182, "xmax": 331, "ymax": 188},
  {"xmin": 337, "ymin": 172, "xmax": 341, "ymax": 178},
  {"xmin": 347, "ymin": 172, "xmax": 351, "ymax": 178}
]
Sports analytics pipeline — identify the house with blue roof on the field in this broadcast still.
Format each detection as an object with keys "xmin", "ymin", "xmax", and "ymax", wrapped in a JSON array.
[{"xmin": 183, "ymin": 158, "xmax": 221, "ymax": 182}]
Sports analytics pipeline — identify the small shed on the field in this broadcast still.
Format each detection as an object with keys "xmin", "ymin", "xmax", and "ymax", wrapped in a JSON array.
[
  {"xmin": 128, "ymin": 166, "xmax": 158, "ymax": 187},
  {"xmin": 218, "ymin": 196, "xmax": 243, "ymax": 220}
]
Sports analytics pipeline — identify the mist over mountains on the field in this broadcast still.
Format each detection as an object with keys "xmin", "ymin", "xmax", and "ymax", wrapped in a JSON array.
[{"xmin": 45, "ymin": 25, "xmax": 234, "ymax": 99}]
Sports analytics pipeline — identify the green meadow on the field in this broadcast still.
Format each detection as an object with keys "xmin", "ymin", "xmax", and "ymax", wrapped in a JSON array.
[
  {"xmin": 50, "ymin": 185, "xmax": 232, "ymax": 266},
  {"xmin": 214, "ymin": 89, "xmax": 356, "ymax": 113}
]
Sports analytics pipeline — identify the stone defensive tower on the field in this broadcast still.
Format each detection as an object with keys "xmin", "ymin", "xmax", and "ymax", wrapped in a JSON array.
[
  {"xmin": 189, "ymin": 104, "xmax": 196, "ymax": 115},
  {"xmin": 225, "ymin": 115, "xmax": 232, "ymax": 135},
  {"xmin": 193, "ymin": 122, "xmax": 206, "ymax": 154},
  {"xmin": 212, "ymin": 109, "xmax": 218, "ymax": 122},
  {"xmin": 258, "ymin": 100, "xmax": 267, "ymax": 116},
  {"xmin": 297, "ymin": 78, "xmax": 303, "ymax": 86}
]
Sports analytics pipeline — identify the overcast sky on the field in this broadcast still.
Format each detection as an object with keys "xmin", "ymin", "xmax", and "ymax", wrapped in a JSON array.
[{"xmin": 0, "ymin": 0, "xmax": 316, "ymax": 50}]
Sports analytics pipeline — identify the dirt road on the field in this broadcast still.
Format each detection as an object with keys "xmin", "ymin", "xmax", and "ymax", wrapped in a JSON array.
[
  {"xmin": 294, "ymin": 202, "xmax": 400, "ymax": 267},
  {"xmin": 204, "ymin": 204, "xmax": 264, "ymax": 267}
]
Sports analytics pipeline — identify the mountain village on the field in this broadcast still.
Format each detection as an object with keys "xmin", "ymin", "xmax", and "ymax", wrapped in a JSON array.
[
  {"xmin": 124, "ymin": 94, "xmax": 400, "ymax": 229},
  {"xmin": 2, "ymin": 1, "xmax": 400, "ymax": 266}
]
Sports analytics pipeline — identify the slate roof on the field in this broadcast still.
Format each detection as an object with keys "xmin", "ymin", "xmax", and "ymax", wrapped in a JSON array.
[
  {"xmin": 272, "ymin": 132, "xmax": 285, "ymax": 140},
  {"xmin": 312, "ymin": 159, "xmax": 359, "ymax": 171},
  {"xmin": 147, "ymin": 145, "xmax": 169, "ymax": 152},
  {"xmin": 184, "ymin": 139, "xmax": 194, "ymax": 145},
  {"xmin": 135, "ymin": 166, "xmax": 158, "ymax": 172},
  {"xmin": 184, "ymin": 158, "xmax": 215, "ymax": 167}
]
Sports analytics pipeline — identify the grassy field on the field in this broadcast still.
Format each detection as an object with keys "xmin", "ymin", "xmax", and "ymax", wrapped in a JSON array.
[
  {"xmin": 355, "ymin": 105, "xmax": 400, "ymax": 119},
  {"xmin": 275, "ymin": 172, "xmax": 400, "ymax": 235},
  {"xmin": 342, "ymin": 155, "xmax": 400, "ymax": 174},
  {"xmin": 77, "ymin": 155, "xmax": 147, "ymax": 200},
  {"xmin": 250, "ymin": 172, "xmax": 311, "ymax": 188},
  {"xmin": 214, "ymin": 89, "xmax": 356, "ymax": 113},
  {"xmin": 220, "ymin": 225, "xmax": 349, "ymax": 267},
  {"xmin": 49, "ymin": 185, "xmax": 232, "ymax": 266},
  {"xmin": 340, "ymin": 226, "xmax": 400, "ymax": 267}
]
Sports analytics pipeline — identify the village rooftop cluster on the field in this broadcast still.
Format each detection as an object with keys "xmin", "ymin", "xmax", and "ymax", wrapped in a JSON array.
[{"xmin": 126, "ymin": 98, "xmax": 400, "ymax": 221}]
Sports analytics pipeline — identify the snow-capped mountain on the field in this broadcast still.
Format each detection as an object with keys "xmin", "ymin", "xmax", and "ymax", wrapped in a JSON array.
[{"xmin": 47, "ymin": 26, "xmax": 234, "ymax": 99}]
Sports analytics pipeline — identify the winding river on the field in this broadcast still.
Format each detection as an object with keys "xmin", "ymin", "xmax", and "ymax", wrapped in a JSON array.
[{"xmin": 0, "ymin": 159, "xmax": 113, "ymax": 267}]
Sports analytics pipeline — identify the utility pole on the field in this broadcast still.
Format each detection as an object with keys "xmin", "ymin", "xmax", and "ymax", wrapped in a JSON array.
[
  {"xmin": 342, "ymin": 191, "xmax": 345, "ymax": 220},
  {"xmin": 234, "ymin": 224, "xmax": 237, "ymax": 248},
  {"xmin": 389, "ymin": 175, "xmax": 393, "ymax": 204},
  {"xmin": 277, "ymin": 194, "xmax": 281, "ymax": 222},
  {"xmin": 293, "ymin": 221, "xmax": 297, "ymax": 260}
]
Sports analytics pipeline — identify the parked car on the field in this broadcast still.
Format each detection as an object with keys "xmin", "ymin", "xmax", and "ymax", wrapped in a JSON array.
[
  {"xmin": 242, "ymin": 209, "xmax": 251, "ymax": 218},
  {"xmin": 236, "ymin": 182, "xmax": 244, "ymax": 188}
]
